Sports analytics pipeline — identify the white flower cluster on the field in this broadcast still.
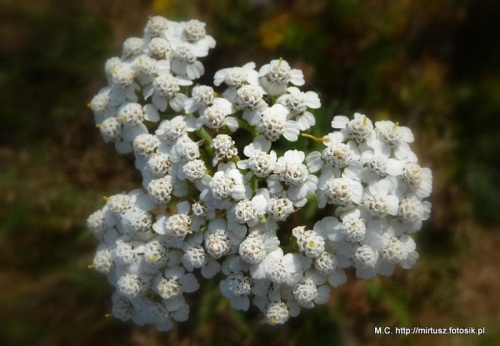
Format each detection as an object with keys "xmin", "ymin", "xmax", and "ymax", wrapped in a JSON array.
[{"xmin": 87, "ymin": 16, "xmax": 432, "ymax": 330}]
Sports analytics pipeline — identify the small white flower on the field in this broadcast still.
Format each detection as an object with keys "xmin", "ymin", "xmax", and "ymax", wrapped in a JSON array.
[
  {"xmin": 264, "ymin": 301, "xmax": 290, "ymax": 325},
  {"xmin": 146, "ymin": 153, "xmax": 172, "ymax": 178},
  {"xmin": 238, "ymin": 135, "xmax": 277, "ymax": 179},
  {"xmin": 259, "ymin": 59, "xmax": 304, "ymax": 96},
  {"xmin": 331, "ymin": 113, "xmax": 374, "ymax": 144},
  {"xmin": 367, "ymin": 120, "xmax": 416, "ymax": 161},
  {"xmin": 133, "ymin": 134, "xmax": 159, "ymax": 157},
  {"xmin": 394, "ymin": 198, "xmax": 432, "ymax": 233},
  {"xmin": 171, "ymin": 42, "xmax": 207, "ymax": 80},
  {"xmin": 236, "ymin": 84, "xmax": 268, "ymax": 126},
  {"xmin": 144, "ymin": 16, "xmax": 170, "ymax": 38},
  {"xmin": 146, "ymin": 74, "xmax": 192, "ymax": 112},
  {"xmin": 268, "ymin": 150, "xmax": 318, "ymax": 207},
  {"xmin": 257, "ymin": 104, "xmax": 300, "ymax": 142},
  {"xmin": 292, "ymin": 226, "xmax": 325, "ymax": 258},
  {"xmin": 122, "ymin": 37, "xmax": 143, "ymax": 60},
  {"xmin": 93, "ymin": 247, "xmax": 114, "ymax": 273},
  {"xmin": 213, "ymin": 62, "xmax": 259, "ymax": 100},
  {"xmin": 220, "ymin": 272, "xmax": 253, "ymax": 311},
  {"xmin": 276, "ymin": 86, "xmax": 319, "ymax": 130},
  {"xmin": 117, "ymin": 272, "xmax": 147, "ymax": 298},
  {"xmin": 400, "ymin": 161, "xmax": 433, "ymax": 199},
  {"xmin": 180, "ymin": 159, "xmax": 207, "ymax": 182},
  {"xmin": 313, "ymin": 251, "xmax": 347, "ymax": 287},
  {"xmin": 147, "ymin": 176, "xmax": 174, "ymax": 204},
  {"xmin": 184, "ymin": 84, "xmax": 215, "ymax": 114},
  {"xmin": 211, "ymin": 134, "xmax": 239, "ymax": 166}
]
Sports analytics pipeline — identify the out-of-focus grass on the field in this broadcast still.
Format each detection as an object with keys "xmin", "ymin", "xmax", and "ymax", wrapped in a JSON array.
[{"xmin": 1, "ymin": 0, "xmax": 499, "ymax": 345}]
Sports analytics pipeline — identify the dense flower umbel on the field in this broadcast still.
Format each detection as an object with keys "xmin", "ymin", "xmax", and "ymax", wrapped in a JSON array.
[{"xmin": 87, "ymin": 15, "xmax": 433, "ymax": 331}]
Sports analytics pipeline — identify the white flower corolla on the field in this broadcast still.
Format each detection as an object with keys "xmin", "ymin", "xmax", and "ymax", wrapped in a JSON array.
[
  {"xmin": 180, "ymin": 159, "xmax": 207, "ymax": 182},
  {"xmin": 93, "ymin": 247, "xmax": 114, "ymax": 273},
  {"xmin": 259, "ymin": 59, "xmax": 304, "ymax": 96},
  {"xmin": 276, "ymin": 87, "xmax": 319, "ymax": 131},
  {"xmin": 182, "ymin": 19, "xmax": 207, "ymax": 42},
  {"xmin": 238, "ymin": 234, "xmax": 267, "ymax": 264},
  {"xmin": 340, "ymin": 213, "xmax": 366, "ymax": 242},
  {"xmin": 205, "ymin": 230, "xmax": 231, "ymax": 259},
  {"xmin": 236, "ymin": 84, "xmax": 268, "ymax": 126},
  {"xmin": 133, "ymin": 134, "xmax": 159, "ymax": 157},
  {"xmin": 184, "ymin": 85, "xmax": 214, "ymax": 114},
  {"xmin": 194, "ymin": 98, "xmax": 237, "ymax": 132},
  {"xmin": 87, "ymin": 209, "xmax": 107, "ymax": 240},
  {"xmin": 111, "ymin": 293, "xmax": 135, "ymax": 321},
  {"xmin": 262, "ymin": 248, "xmax": 310, "ymax": 286},
  {"xmin": 358, "ymin": 152, "xmax": 403, "ymax": 190},
  {"xmin": 313, "ymin": 251, "xmax": 348, "ymax": 287},
  {"xmin": 314, "ymin": 251, "xmax": 337, "ymax": 275},
  {"xmin": 171, "ymin": 42, "xmax": 207, "ymax": 80},
  {"xmin": 400, "ymin": 162, "xmax": 433, "ymax": 199},
  {"xmin": 257, "ymin": 104, "xmax": 300, "ymax": 142},
  {"xmin": 122, "ymin": 37, "xmax": 143, "ymax": 59},
  {"xmin": 165, "ymin": 214, "xmax": 192, "ymax": 238},
  {"xmin": 147, "ymin": 153, "xmax": 171, "ymax": 178},
  {"xmin": 237, "ymin": 135, "xmax": 277, "ymax": 179},
  {"xmin": 98, "ymin": 117, "xmax": 122, "ymax": 142},
  {"xmin": 270, "ymin": 150, "xmax": 318, "ymax": 207},
  {"xmin": 202, "ymin": 165, "xmax": 248, "ymax": 208},
  {"xmin": 267, "ymin": 196, "xmax": 295, "ymax": 221},
  {"xmin": 306, "ymin": 132, "xmax": 361, "ymax": 177},
  {"xmin": 107, "ymin": 194, "xmax": 133, "ymax": 215},
  {"xmin": 170, "ymin": 137, "xmax": 201, "ymax": 162},
  {"xmin": 117, "ymin": 103, "xmax": 145, "ymax": 125},
  {"xmin": 213, "ymin": 62, "xmax": 259, "ymax": 100},
  {"xmin": 145, "ymin": 16, "xmax": 169, "ymax": 37},
  {"xmin": 147, "ymin": 74, "xmax": 191, "ymax": 112},
  {"xmin": 211, "ymin": 134, "xmax": 238, "ymax": 165},
  {"xmin": 367, "ymin": 120, "xmax": 417, "ymax": 161},
  {"xmin": 148, "ymin": 37, "xmax": 171, "ymax": 59},
  {"xmin": 364, "ymin": 194, "xmax": 398, "ymax": 219},
  {"xmin": 292, "ymin": 226, "xmax": 325, "ymax": 258},
  {"xmin": 122, "ymin": 208, "xmax": 153, "ymax": 235},
  {"xmin": 332, "ymin": 113, "xmax": 374, "ymax": 144},
  {"xmin": 183, "ymin": 245, "xmax": 207, "ymax": 269},
  {"xmin": 264, "ymin": 301, "xmax": 290, "ymax": 325},
  {"xmin": 177, "ymin": 19, "xmax": 216, "ymax": 54},
  {"xmin": 111, "ymin": 64, "xmax": 136, "ymax": 89},
  {"xmin": 234, "ymin": 200, "xmax": 256, "ymax": 224},
  {"xmin": 147, "ymin": 176, "xmax": 174, "ymax": 204},
  {"xmin": 148, "ymin": 302, "xmax": 173, "ymax": 332},
  {"xmin": 104, "ymin": 57, "xmax": 122, "ymax": 77},
  {"xmin": 395, "ymin": 198, "xmax": 431, "ymax": 233},
  {"xmin": 155, "ymin": 116, "xmax": 190, "ymax": 143},
  {"xmin": 381, "ymin": 237, "xmax": 407, "ymax": 263},
  {"xmin": 292, "ymin": 278, "xmax": 318, "ymax": 306},
  {"xmin": 353, "ymin": 244, "xmax": 378, "ymax": 268},
  {"xmin": 114, "ymin": 240, "xmax": 138, "ymax": 266},
  {"xmin": 157, "ymin": 277, "xmax": 183, "ymax": 299},
  {"xmin": 89, "ymin": 88, "xmax": 112, "ymax": 121},
  {"xmin": 191, "ymin": 202, "xmax": 207, "ymax": 217},
  {"xmin": 117, "ymin": 273, "xmax": 146, "ymax": 298},
  {"xmin": 320, "ymin": 177, "xmax": 363, "ymax": 207},
  {"xmin": 220, "ymin": 272, "xmax": 253, "ymax": 311},
  {"xmin": 155, "ymin": 266, "xmax": 199, "ymax": 300},
  {"xmin": 142, "ymin": 240, "xmax": 169, "ymax": 269}
]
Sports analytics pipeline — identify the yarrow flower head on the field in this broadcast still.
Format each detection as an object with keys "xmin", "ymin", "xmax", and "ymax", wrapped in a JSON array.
[{"xmin": 87, "ymin": 15, "xmax": 433, "ymax": 331}]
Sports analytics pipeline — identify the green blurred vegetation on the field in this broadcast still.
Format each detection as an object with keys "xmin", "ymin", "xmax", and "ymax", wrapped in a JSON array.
[{"xmin": 1, "ymin": 0, "xmax": 499, "ymax": 345}]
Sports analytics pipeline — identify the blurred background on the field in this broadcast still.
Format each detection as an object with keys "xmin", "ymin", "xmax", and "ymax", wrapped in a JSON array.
[{"xmin": 1, "ymin": 0, "xmax": 499, "ymax": 345}]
